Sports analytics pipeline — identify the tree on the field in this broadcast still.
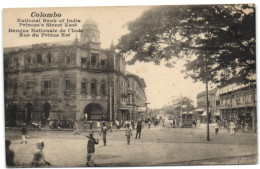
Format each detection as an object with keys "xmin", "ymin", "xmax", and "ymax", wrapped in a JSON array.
[
  {"xmin": 158, "ymin": 96, "xmax": 195, "ymax": 118},
  {"xmin": 117, "ymin": 4, "xmax": 255, "ymax": 86}
]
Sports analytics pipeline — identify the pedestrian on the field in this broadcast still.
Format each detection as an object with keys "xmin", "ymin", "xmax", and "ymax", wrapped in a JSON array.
[
  {"xmin": 31, "ymin": 140, "xmax": 51, "ymax": 167},
  {"xmin": 193, "ymin": 120, "xmax": 197, "ymax": 128},
  {"xmin": 21, "ymin": 123, "xmax": 28, "ymax": 144},
  {"xmin": 83, "ymin": 121, "xmax": 87, "ymax": 132},
  {"xmin": 6, "ymin": 140, "xmax": 15, "ymax": 167},
  {"xmin": 148, "ymin": 121, "xmax": 151, "ymax": 129},
  {"xmin": 136, "ymin": 121, "xmax": 142, "ymax": 139},
  {"xmin": 115, "ymin": 120, "xmax": 120, "ymax": 129},
  {"xmin": 96, "ymin": 121, "xmax": 100, "ymax": 128},
  {"xmin": 89, "ymin": 121, "xmax": 93, "ymax": 130},
  {"xmin": 86, "ymin": 132, "xmax": 99, "ymax": 166},
  {"xmin": 214, "ymin": 121, "xmax": 219, "ymax": 135},
  {"xmin": 131, "ymin": 120, "xmax": 135, "ymax": 130},
  {"xmin": 162, "ymin": 119, "xmax": 165, "ymax": 127},
  {"xmin": 100, "ymin": 121, "xmax": 110, "ymax": 146},
  {"xmin": 230, "ymin": 120, "xmax": 236, "ymax": 136},
  {"xmin": 245, "ymin": 122, "xmax": 249, "ymax": 133},
  {"xmin": 73, "ymin": 122, "xmax": 80, "ymax": 135},
  {"xmin": 125, "ymin": 124, "xmax": 132, "ymax": 145},
  {"xmin": 197, "ymin": 119, "xmax": 200, "ymax": 126},
  {"xmin": 109, "ymin": 121, "xmax": 113, "ymax": 132},
  {"xmin": 84, "ymin": 114, "xmax": 88, "ymax": 121}
]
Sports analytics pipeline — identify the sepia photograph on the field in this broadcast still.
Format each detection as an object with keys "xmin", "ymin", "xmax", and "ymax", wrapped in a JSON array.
[{"xmin": 2, "ymin": 3, "xmax": 257, "ymax": 168}]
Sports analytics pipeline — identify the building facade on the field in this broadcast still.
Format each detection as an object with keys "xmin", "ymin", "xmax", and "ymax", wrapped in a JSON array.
[
  {"xmin": 126, "ymin": 72, "xmax": 147, "ymax": 120},
  {"xmin": 4, "ymin": 19, "xmax": 147, "ymax": 126},
  {"xmin": 215, "ymin": 83, "xmax": 257, "ymax": 131},
  {"xmin": 194, "ymin": 88, "xmax": 218, "ymax": 123}
]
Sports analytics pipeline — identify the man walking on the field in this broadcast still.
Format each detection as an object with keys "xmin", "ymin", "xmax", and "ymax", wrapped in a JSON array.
[
  {"xmin": 21, "ymin": 123, "xmax": 28, "ymax": 144},
  {"xmin": 73, "ymin": 122, "xmax": 80, "ymax": 135},
  {"xmin": 100, "ymin": 121, "xmax": 110, "ymax": 146},
  {"xmin": 83, "ymin": 121, "xmax": 87, "ymax": 132},
  {"xmin": 136, "ymin": 121, "xmax": 142, "ymax": 139},
  {"xmin": 125, "ymin": 124, "xmax": 132, "ymax": 145},
  {"xmin": 230, "ymin": 120, "xmax": 236, "ymax": 136},
  {"xmin": 214, "ymin": 121, "xmax": 219, "ymax": 135}
]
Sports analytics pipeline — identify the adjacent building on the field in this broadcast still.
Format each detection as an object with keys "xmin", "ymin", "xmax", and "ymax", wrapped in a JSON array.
[
  {"xmin": 193, "ymin": 82, "xmax": 257, "ymax": 132},
  {"xmin": 194, "ymin": 88, "xmax": 218, "ymax": 123},
  {"xmin": 215, "ymin": 83, "xmax": 256, "ymax": 131},
  {"xmin": 4, "ymin": 19, "xmax": 147, "ymax": 126},
  {"xmin": 126, "ymin": 71, "xmax": 147, "ymax": 120}
]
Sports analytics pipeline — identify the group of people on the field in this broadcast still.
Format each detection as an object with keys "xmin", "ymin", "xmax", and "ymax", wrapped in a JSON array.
[
  {"xmin": 6, "ymin": 139, "xmax": 51, "ymax": 167},
  {"xmin": 6, "ymin": 119, "xmax": 146, "ymax": 167},
  {"xmin": 214, "ymin": 119, "xmax": 250, "ymax": 135}
]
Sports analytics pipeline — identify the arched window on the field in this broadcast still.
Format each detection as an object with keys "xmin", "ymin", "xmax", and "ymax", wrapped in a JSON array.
[
  {"xmin": 91, "ymin": 79, "xmax": 96, "ymax": 95},
  {"xmin": 100, "ymin": 80, "xmax": 106, "ymax": 96}
]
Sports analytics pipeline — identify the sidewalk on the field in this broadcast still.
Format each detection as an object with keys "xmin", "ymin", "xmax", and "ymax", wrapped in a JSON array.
[
  {"xmin": 10, "ymin": 137, "xmax": 257, "ymax": 167},
  {"xmin": 5, "ymin": 126, "xmax": 126, "ymax": 132}
]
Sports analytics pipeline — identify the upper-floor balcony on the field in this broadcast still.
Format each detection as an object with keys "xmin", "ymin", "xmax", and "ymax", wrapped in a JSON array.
[{"xmin": 218, "ymin": 93, "xmax": 256, "ymax": 108}]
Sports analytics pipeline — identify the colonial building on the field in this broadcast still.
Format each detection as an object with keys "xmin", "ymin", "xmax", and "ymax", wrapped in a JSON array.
[
  {"xmin": 215, "ymin": 83, "xmax": 256, "ymax": 131},
  {"xmin": 194, "ymin": 88, "xmax": 218, "ymax": 123},
  {"xmin": 126, "ymin": 71, "xmax": 147, "ymax": 120},
  {"xmin": 4, "ymin": 19, "xmax": 147, "ymax": 126}
]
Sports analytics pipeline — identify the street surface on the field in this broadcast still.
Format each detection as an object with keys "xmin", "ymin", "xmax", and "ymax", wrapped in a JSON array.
[{"xmin": 5, "ymin": 123, "xmax": 258, "ymax": 167}]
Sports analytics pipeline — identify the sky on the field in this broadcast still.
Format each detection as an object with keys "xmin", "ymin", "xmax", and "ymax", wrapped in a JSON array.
[{"xmin": 4, "ymin": 6, "xmax": 217, "ymax": 109}]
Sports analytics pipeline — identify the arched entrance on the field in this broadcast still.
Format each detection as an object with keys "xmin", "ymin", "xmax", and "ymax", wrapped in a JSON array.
[
  {"xmin": 84, "ymin": 103, "xmax": 103, "ymax": 120},
  {"xmin": 24, "ymin": 103, "xmax": 33, "ymax": 122},
  {"xmin": 43, "ymin": 102, "xmax": 51, "ymax": 119}
]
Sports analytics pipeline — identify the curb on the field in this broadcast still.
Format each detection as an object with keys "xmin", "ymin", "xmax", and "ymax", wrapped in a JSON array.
[{"xmin": 157, "ymin": 153, "xmax": 258, "ymax": 166}]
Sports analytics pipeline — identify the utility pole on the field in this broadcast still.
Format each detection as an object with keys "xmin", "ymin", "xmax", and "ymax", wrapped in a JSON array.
[
  {"xmin": 204, "ymin": 20, "xmax": 210, "ymax": 141},
  {"xmin": 205, "ymin": 53, "xmax": 210, "ymax": 141}
]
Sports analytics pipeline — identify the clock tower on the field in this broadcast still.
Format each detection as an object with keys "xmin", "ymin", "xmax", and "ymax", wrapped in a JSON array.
[{"xmin": 80, "ymin": 19, "xmax": 101, "ymax": 49}]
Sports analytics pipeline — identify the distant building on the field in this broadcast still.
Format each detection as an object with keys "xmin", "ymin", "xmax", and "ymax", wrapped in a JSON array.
[
  {"xmin": 194, "ymin": 88, "xmax": 218, "ymax": 123},
  {"xmin": 215, "ymin": 83, "xmax": 256, "ymax": 131},
  {"xmin": 126, "ymin": 72, "xmax": 147, "ymax": 120},
  {"xmin": 4, "ymin": 19, "xmax": 147, "ymax": 126}
]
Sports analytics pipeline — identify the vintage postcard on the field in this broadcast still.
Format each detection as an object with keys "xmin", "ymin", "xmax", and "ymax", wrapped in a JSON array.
[{"xmin": 3, "ymin": 5, "xmax": 257, "ymax": 167}]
